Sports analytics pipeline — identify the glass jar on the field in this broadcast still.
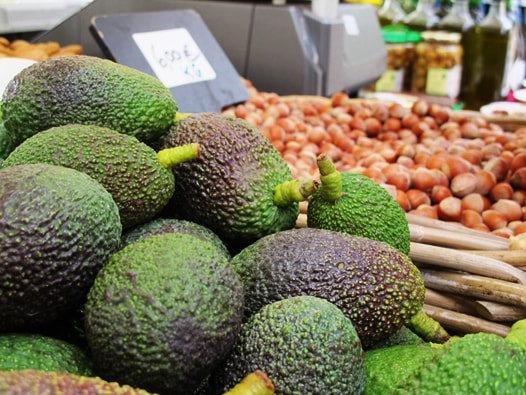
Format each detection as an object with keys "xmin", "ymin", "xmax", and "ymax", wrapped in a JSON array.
[
  {"xmin": 411, "ymin": 30, "xmax": 464, "ymax": 98},
  {"xmin": 370, "ymin": 27, "xmax": 421, "ymax": 92}
]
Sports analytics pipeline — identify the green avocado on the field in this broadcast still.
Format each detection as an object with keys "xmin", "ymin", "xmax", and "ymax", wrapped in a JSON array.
[
  {"xmin": 0, "ymin": 122, "xmax": 15, "ymax": 160},
  {"xmin": 369, "ymin": 325, "xmax": 427, "ymax": 349},
  {"xmin": 392, "ymin": 331, "xmax": 526, "ymax": 394},
  {"xmin": 1, "ymin": 55, "xmax": 177, "ymax": 146},
  {"xmin": 307, "ymin": 153, "xmax": 411, "ymax": 255},
  {"xmin": 229, "ymin": 227, "xmax": 425, "ymax": 349},
  {"xmin": 84, "ymin": 232, "xmax": 245, "ymax": 395},
  {"xmin": 159, "ymin": 112, "xmax": 316, "ymax": 249},
  {"xmin": 121, "ymin": 217, "xmax": 230, "ymax": 258},
  {"xmin": 0, "ymin": 370, "xmax": 156, "ymax": 395},
  {"xmin": 1, "ymin": 124, "xmax": 199, "ymax": 229},
  {"xmin": 365, "ymin": 344, "xmax": 442, "ymax": 395},
  {"xmin": 208, "ymin": 295, "xmax": 366, "ymax": 395},
  {"xmin": 0, "ymin": 163, "xmax": 121, "ymax": 332},
  {"xmin": 0, "ymin": 333, "xmax": 93, "ymax": 376}
]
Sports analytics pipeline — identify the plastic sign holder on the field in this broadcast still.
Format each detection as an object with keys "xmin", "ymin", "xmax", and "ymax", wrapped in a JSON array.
[{"xmin": 90, "ymin": 9, "xmax": 249, "ymax": 113}]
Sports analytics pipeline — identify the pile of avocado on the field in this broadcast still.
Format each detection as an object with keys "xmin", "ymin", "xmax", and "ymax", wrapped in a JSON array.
[{"xmin": 0, "ymin": 55, "xmax": 525, "ymax": 395}]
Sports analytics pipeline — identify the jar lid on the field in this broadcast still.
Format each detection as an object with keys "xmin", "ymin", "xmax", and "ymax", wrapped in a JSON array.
[
  {"xmin": 420, "ymin": 30, "xmax": 462, "ymax": 43},
  {"xmin": 382, "ymin": 25, "xmax": 422, "ymax": 44}
]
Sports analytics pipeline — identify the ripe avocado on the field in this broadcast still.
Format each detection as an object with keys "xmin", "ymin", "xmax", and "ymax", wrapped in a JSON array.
[
  {"xmin": 0, "ymin": 370, "xmax": 156, "ymax": 395},
  {"xmin": 229, "ymin": 227, "xmax": 425, "ymax": 348},
  {"xmin": 369, "ymin": 325, "xmax": 426, "ymax": 349},
  {"xmin": 392, "ymin": 331, "xmax": 526, "ymax": 394},
  {"xmin": 1, "ymin": 55, "xmax": 177, "ymax": 146},
  {"xmin": 0, "ymin": 163, "xmax": 121, "ymax": 331},
  {"xmin": 0, "ymin": 333, "xmax": 93, "ymax": 376},
  {"xmin": 1, "ymin": 124, "xmax": 199, "ymax": 229},
  {"xmin": 159, "ymin": 112, "xmax": 316, "ymax": 248},
  {"xmin": 84, "ymin": 232, "xmax": 245, "ymax": 395},
  {"xmin": 208, "ymin": 295, "xmax": 366, "ymax": 395},
  {"xmin": 0, "ymin": 122, "xmax": 14, "ymax": 160},
  {"xmin": 121, "ymin": 217, "xmax": 230, "ymax": 258},
  {"xmin": 307, "ymin": 153, "xmax": 411, "ymax": 255}
]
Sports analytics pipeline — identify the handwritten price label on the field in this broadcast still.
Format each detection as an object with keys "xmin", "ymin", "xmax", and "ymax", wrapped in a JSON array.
[{"xmin": 132, "ymin": 28, "xmax": 217, "ymax": 88}]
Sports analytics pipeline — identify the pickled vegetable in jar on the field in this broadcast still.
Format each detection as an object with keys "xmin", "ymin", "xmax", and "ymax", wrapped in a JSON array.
[
  {"xmin": 411, "ymin": 31, "xmax": 463, "ymax": 98},
  {"xmin": 372, "ymin": 26, "xmax": 421, "ymax": 92}
]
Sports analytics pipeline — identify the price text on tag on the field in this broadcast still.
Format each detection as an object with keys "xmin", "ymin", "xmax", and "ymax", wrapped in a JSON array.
[{"xmin": 132, "ymin": 28, "xmax": 217, "ymax": 88}]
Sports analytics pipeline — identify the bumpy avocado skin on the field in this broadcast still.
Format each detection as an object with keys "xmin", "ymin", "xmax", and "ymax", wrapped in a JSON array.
[
  {"xmin": 84, "ymin": 233, "xmax": 245, "ymax": 395},
  {"xmin": 0, "ymin": 370, "xmax": 156, "ymax": 395},
  {"xmin": 365, "ymin": 344, "xmax": 442, "ymax": 395},
  {"xmin": 0, "ymin": 163, "xmax": 122, "ymax": 332},
  {"xmin": 208, "ymin": 295, "xmax": 366, "ymax": 395},
  {"xmin": 369, "ymin": 325, "xmax": 426, "ymax": 349},
  {"xmin": 0, "ymin": 333, "xmax": 93, "ymax": 376},
  {"xmin": 308, "ymin": 172, "xmax": 411, "ymax": 255},
  {"xmin": 392, "ymin": 333, "xmax": 526, "ymax": 394},
  {"xmin": 230, "ymin": 227, "xmax": 425, "ymax": 349},
  {"xmin": 160, "ymin": 112, "xmax": 298, "ymax": 248},
  {"xmin": 1, "ymin": 55, "xmax": 177, "ymax": 146},
  {"xmin": 121, "ymin": 217, "xmax": 230, "ymax": 258},
  {"xmin": 1, "ymin": 124, "xmax": 175, "ymax": 229},
  {"xmin": 0, "ymin": 122, "xmax": 15, "ymax": 160}
]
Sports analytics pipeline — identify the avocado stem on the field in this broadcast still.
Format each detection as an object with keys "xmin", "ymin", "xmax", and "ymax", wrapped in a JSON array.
[
  {"xmin": 175, "ymin": 112, "xmax": 192, "ymax": 122},
  {"xmin": 223, "ymin": 370, "xmax": 275, "ymax": 395},
  {"xmin": 157, "ymin": 143, "xmax": 200, "ymax": 169},
  {"xmin": 505, "ymin": 319, "xmax": 526, "ymax": 351},
  {"xmin": 405, "ymin": 309, "xmax": 450, "ymax": 344},
  {"xmin": 273, "ymin": 178, "xmax": 318, "ymax": 207},
  {"xmin": 317, "ymin": 153, "xmax": 343, "ymax": 203}
]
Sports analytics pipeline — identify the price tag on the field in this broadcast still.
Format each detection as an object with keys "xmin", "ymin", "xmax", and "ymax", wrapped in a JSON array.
[
  {"xmin": 132, "ymin": 28, "xmax": 217, "ymax": 88},
  {"xmin": 90, "ymin": 9, "xmax": 249, "ymax": 113}
]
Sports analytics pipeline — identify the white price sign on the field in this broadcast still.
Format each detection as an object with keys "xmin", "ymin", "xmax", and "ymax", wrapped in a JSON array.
[{"xmin": 132, "ymin": 28, "xmax": 217, "ymax": 88}]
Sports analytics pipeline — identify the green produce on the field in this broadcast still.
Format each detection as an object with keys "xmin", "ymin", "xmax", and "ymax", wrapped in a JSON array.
[
  {"xmin": 0, "ymin": 370, "xmax": 157, "ymax": 395},
  {"xmin": 230, "ymin": 227, "xmax": 425, "ymax": 348},
  {"xmin": 0, "ymin": 122, "xmax": 15, "ymax": 160},
  {"xmin": 0, "ymin": 333, "xmax": 92, "ymax": 376},
  {"xmin": 506, "ymin": 318, "xmax": 526, "ymax": 351},
  {"xmin": 121, "ymin": 217, "xmax": 230, "ymax": 258},
  {"xmin": 0, "ymin": 163, "xmax": 121, "ymax": 332},
  {"xmin": 1, "ymin": 55, "xmax": 177, "ymax": 146},
  {"xmin": 392, "ymin": 325, "xmax": 526, "ymax": 394},
  {"xmin": 369, "ymin": 325, "xmax": 426, "ymax": 349},
  {"xmin": 208, "ymin": 295, "xmax": 366, "ymax": 395},
  {"xmin": 84, "ymin": 233, "xmax": 245, "ymax": 395},
  {"xmin": 222, "ymin": 370, "xmax": 274, "ymax": 395},
  {"xmin": 365, "ymin": 344, "xmax": 443, "ymax": 395},
  {"xmin": 307, "ymin": 153, "xmax": 411, "ymax": 255},
  {"xmin": 159, "ymin": 112, "xmax": 317, "ymax": 248},
  {"xmin": 1, "ymin": 124, "xmax": 199, "ymax": 229}
]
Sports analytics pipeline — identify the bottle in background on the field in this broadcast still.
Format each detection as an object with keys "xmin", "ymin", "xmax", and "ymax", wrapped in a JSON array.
[
  {"xmin": 403, "ymin": 0, "xmax": 442, "ymax": 30},
  {"xmin": 438, "ymin": 0, "xmax": 476, "ymax": 31},
  {"xmin": 378, "ymin": 0, "xmax": 407, "ymax": 26},
  {"xmin": 459, "ymin": 0, "xmax": 520, "ymax": 109}
]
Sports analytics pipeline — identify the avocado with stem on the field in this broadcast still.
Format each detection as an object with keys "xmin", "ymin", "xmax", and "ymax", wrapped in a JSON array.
[
  {"xmin": 229, "ymin": 227, "xmax": 425, "ymax": 348},
  {"xmin": 1, "ymin": 124, "xmax": 200, "ymax": 229},
  {"xmin": 307, "ymin": 153, "xmax": 411, "ymax": 255},
  {"xmin": 160, "ymin": 112, "xmax": 317, "ymax": 248}
]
